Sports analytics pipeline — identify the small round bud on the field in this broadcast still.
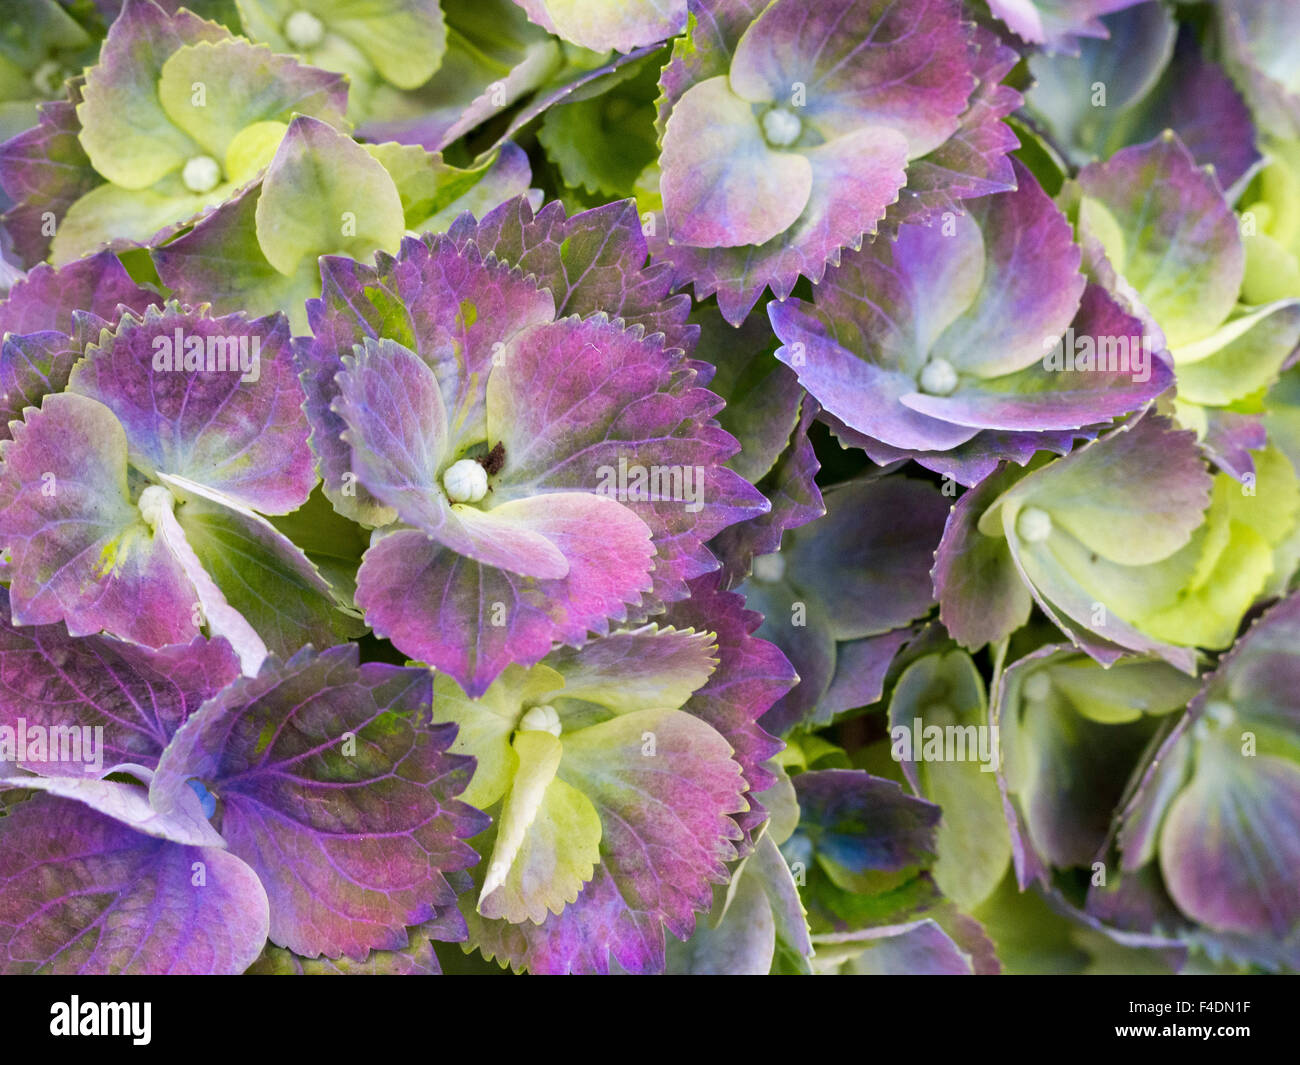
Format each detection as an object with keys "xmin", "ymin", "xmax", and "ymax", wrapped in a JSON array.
[
  {"xmin": 187, "ymin": 778, "xmax": 218, "ymax": 820},
  {"xmin": 284, "ymin": 10, "xmax": 326, "ymax": 49},
  {"xmin": 442, "ymin": 458, "xmax": 488, "ymax": 504},
  {"xmin": 918, "ymin": 357, "xmax": 959, "ymax": 396},
  {"xmin": 519, "ymin": 704, "xmax": 561, "ymax": 737},
  {"xmin": 138, "ymin": 484, "xmax": 176, "ymax": 529},
  {"xmin": 752, "ymin": 552, "xmax": 786, "ymax": 583},
  {"xmin": 761, "ymin": 107, "xmax": 802, "ymax": 148},
  {"xmin": 1016, "ymin": 505, "xmax": 1053, "ymax": 543},
  {"xmin": 181, "ymin": 155, "xmax": 222, "ymax": 193}
]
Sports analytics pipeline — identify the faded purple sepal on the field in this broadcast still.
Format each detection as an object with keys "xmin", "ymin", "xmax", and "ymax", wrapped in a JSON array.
[
  {"xmin": 446, "ymin": 196, "xmax": 696, "ymax": 354},
  {"xmin": 988, "ymin": 0, "xmax": 1147, "ymax": 54},
  {"xmin": 651, "ymin": 0, "xmax": 1006, "ymax": 325},
  {"xmin": 68, "ymin": 304, "xmax": 314, "ymax": 514},
  {"xmin": 149, "ymin": 644, "xmax": 486, "ymax": 960},
  {"xmin": 743, "ymin": 476, "xmax": 947, "ymax": 732},
  {"xmin": 0, "ymin": 587, "xmax": 239, "ymax": 776},
  {"xmin": 0, "ymin": 793, "xmax": 269, "ymax": 974},
  {"xmin": 660, "ymin": 572, "xmax": 791, "ymax": 844},
  {"xmin": 0, "ymin": 94, "xmax": 98, "ymax": 267}
]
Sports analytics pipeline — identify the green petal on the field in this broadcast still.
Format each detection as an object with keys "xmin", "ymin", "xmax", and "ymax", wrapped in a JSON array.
[
  {"xmin": 479, "ymin": 730, "xmax": 602, "ymax": 924},
  {"xmin": 157, "ymin": 38, "xmax": 347, "ymax": 164},
  {"xmin": 435, "ymin": 662, "xmax": 566, "ymax": 810},
  {"xmin": 50, "ymin": 176, "xmax": 224, "ymax": 264},
  {"xmin": 253, "ymin": 114, "xmax": 405, "ymax": 275}
]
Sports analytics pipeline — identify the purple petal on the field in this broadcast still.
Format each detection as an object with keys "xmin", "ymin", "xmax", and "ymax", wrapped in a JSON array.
[
  {"xmin": 727, "ymin": 0, "xmax": 973, "ymax": 151},
  {"xmin": 1202, "ymin": 410, "xmax": 1268, "ymax": 481},
  {"xmin": 660, "ymin": 76, "xmax": 812, "ymax": 249},
  {"xmin": 332, "ymin": 336, "xmax": 450, "ymax": 532},
  {"xmin": 660, "ymin": 572, "xmax": 790, "ymax": 842},
  {"xmin": 0, "ymin": 794, "xmax": 268, "ymax": 974},
  {"xmin": 1129, "ymin": 28, "xmax": 1260, "ymax": 190},
  {"xmin": 150, "ymin": 645, "xmax": 485, "ymax": 960},
  {"xmin": 1219, "ymin": 0, "xmax": 1300, "ymax": 140},
  {"xmin": 298, "ymin": 236, "xmax": 554, "ymax": 522},
  {"xmin": 0, "ymin": 392, "xmax": 199, "ymax": 647},
  {"xmin": 1160, "ymin": 740, "xmax": 1300, "ymax": 936},
  {"xmin": 891, "ymin": 24, "xmax": 1020, "ymax": 227},
  {"xmin": 0, "ymin": 96, "xmax": 98, "ymax": 267},
  {"xmin": 68, "ymin": 305, "xmax": 314, "ymax": 514},
  {"xmin": 793, "ymin": 769, "xmax": 940, "ymax": 874},
  {"xmin": 819, "ymin": 628, "xmax": 918, "ymax": 720},
  {"xmin": 903, "ymin": 284, "xmax": 1173, "ymax": 431},
  {"xmin": 711, "ymin": 386, "xmax": 824, "ymax": 585},
  {"xmin": 486, "ymin": 313, "xmax": 768, "ymax": 608},
  {"xmin": 0, "ymin": 250, "xmax": 158, "ymax": 336},
  {"xmin": 657, "ymin": 128, "xmax": 910, "ymax": 325},
  {"xmin": 770, "ymin": 301, "xmax": 979, "ymax": 451},
  {"xmin": 926, "ymin": 162, "xmax": 1085, "ymax": 378},
  {"xmin": 5, "ymin": 774, "xmax": 225, "ymax": 848},
  {"xmin": 448, "ymin": 196, "xmax": 695, "ymax": 353},
  {"xmin": 933, "ymin": 463, "xmax": 1034, "ymax": 650},
  {"xmin": 989, "ymin": 0, "xmax": 1148, "ymax": 53},
  {"xmin": 356, "ymin": 496, "xmax": 656, "ymax": 697},
  {"xmin": 0, "ymin": 332, "xmax": 80, "ymax": 443},
  {"xmin": 786, "ymin": 476, "xmax": 947, "ymax": 641},
  {"xmin": 0, "ymin": 587, "xmax": 239, "ymax": 775}
]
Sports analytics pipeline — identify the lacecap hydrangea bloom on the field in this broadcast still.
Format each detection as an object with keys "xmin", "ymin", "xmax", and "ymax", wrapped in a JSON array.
[{"xmin": 0, "ymin": 0, "xmax": 1297, "ymax": 983}]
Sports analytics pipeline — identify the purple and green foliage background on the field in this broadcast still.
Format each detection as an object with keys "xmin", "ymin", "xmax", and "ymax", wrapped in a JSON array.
[{"xmin": 0, "ymin": 0, "xmax": 1297, "ymax": 975}]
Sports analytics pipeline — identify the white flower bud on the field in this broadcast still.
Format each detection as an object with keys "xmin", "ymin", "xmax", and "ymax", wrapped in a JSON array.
[
  {"xmin": 181, "ymin": 155, "xmax": 222, "ymax": 194},
  {"xmin": 1016, "ymin": 505, "xmax": 1053, "ymax": 543},
  {"xmin": 138, "ymin": 484, "xmax": 176, "ymax": 529},
  {"xmin": 762, "ymin": 108, "xmax": 802, "ymax": 148},
  {"xmin": 442, "ymin": 458, "xmax": 488, "ymax": 504},
  {"xmin": 752, "ymin": 552, "xmax": 786, "ymax": 583},
  {"xmin": 284, "ymin": 10, "xmax": 326, "ymax": 49},
  {"xmin": 519, "ymin": 704, "xmax": 561, "ymax": 737},
  {"xmin": 918, "ymin": 357, "xmax": 958, "ymax": 396}
]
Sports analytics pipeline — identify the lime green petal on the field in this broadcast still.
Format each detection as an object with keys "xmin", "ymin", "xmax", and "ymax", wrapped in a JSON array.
[
  {"xmin": 76, "ymin": 10, "xmax": 227, "ymax": 188},
  {"xmin": 479, "ymin": 730, "xmax": 602, "ymax": 924},
  {"xmin": 254, "ymin": 115, "xmax": 405, "ymax": 275},
  {"xmin": 51, "ymin": 178, "xmax": 226, "ymax": 264},
  {"xmin": 158, "ymin": 38, "xmax": 346, "ymax": 162},
  {"xmin": 434, "ymin": 663, "xmax": 565, "ymax": 810},
  {"xmin": 1173, "ymin": 301, "xmax": 1300, "ymax": 406}
]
